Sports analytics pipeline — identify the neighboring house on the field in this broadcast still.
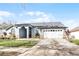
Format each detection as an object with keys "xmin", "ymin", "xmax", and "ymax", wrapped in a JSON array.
[
  {"xmin": 0, "ymin": 23, "xmax": 13, "ymax": 36},
  {"xmin": 70, "ymin": 27, "xmax": 79, "ymax": 39},
  {"xmin": 6, "ymin": 22, "xmax": 67, "ymax": 39}
]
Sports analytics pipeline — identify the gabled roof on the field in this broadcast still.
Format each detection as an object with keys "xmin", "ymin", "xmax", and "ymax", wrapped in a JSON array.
[
  {"xmin": 0, "ymin": 23, "xmax": 13, "ymax": 30},
  {"xmin": 6, "ymin": 25, "xmax": 13, "ymax": 30},
  {"xmin": 15, "ymin": 24, "xmax": 32, "ymax": 27},
  {"xmin": 15, "ymin": 22, "xmax": 66, "ymax": 27},
  {"xmin": 30, "ymin": 22, "xmax": 67, "ymax": 29},
  {"xmin": 6, "ymin": 22, "xmax": 67, "ymax": 30},
  {"xmin": 31, "ymin": 22, "xmax": 66, "ymax": 27}
]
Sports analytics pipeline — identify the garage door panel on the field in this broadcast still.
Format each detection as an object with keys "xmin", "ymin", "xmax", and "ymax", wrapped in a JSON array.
[{"xmin": 44, "ymin": 32, "xmax": 63, "ymax": 39}]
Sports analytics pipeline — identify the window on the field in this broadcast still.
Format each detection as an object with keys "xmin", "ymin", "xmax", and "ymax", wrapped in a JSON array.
[
  {"xmin": 57, "ymin": 30, "xmax": 62, "ymax": 31},
  {"xmin": 16, "ymin": 27, "xmax": 18, "ymax": 28},
  {"xmin": 60, "ymin": 30, "xmax": 62, "ymax": 31},
  {"xmin": 51, "ymin": 30, "xmax": 53, "ymax": 31},
  {"xmin": 53, "ymin": 30, "xmax": 55, "ymax": 32},
  {"xmin": 57, "ymin": 30, "xmax": 59, "ymax": 31}
]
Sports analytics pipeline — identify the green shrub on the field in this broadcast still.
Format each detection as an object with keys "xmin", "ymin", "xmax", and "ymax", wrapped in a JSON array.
[
  {"xmin": 70, "ymin": 39, "xmax": 79, "ymax": 45},
  {"xmin": 0, "ymin": 34, "xmax": 16, "ymax": 40}
]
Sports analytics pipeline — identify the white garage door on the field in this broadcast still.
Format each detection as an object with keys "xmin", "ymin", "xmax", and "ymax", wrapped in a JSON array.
[{"xmin": 43, "ymin": 29, "xmax": 63, "ymax": 39}]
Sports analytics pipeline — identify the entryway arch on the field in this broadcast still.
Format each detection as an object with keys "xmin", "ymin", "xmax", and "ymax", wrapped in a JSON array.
[{"xmin": 19, "ymin": 26, "xmax": 27, "ymax": 38}]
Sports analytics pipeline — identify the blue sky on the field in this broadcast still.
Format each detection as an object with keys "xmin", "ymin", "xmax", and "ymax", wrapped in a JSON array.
[{"xmin": 0, "ymin": 3, "xmax": 79, "ymax": 29}]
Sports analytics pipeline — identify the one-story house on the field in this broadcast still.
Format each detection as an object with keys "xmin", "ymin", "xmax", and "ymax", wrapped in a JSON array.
[
  {"xmin": 5, "ymin": 22, "xmax": 67, "ymax": 39},
  {"xmin": 70, "ymin": 27, "xmax": 79, "ymax": 39}
]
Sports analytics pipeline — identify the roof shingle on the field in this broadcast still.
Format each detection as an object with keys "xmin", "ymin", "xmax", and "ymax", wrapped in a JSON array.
[{"xmin": 15, "ymin": 22, "xmax": 67, "ymax": 29}]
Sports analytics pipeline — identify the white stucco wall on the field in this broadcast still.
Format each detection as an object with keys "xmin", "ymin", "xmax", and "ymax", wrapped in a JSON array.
[
  {"xmin": 6, "ymin": 26, "xmax": 65, "ymax": 39},
  {"xmin": 7, "ymin": 26, "xmax": 30, "ymax": 38},
  {"xmin": 25, "ymin": 27, "xmax": 29, "ymax": 38},
  {"xmin": 6, "ymin": 27, "xmax": 19, "ymax": 38},
  {"xmin": 31, "ymin": 27, "xmax": 38, "ymax": 38},
  {"xmin": 7, "ymin": 27, "xmax": 15, "ymax": 34},
  {"xmin": 15, "ymin": 27, "xmax": 19, "ymax": 38},
  {"xmin": 31, "ymin": 28, "xmax": 65, "ymax": 39},
  {"xmin": 0, "ymin": 29, "xmax": 6, "ymax": 35},
  {"xmin": 70, "ymin": 32, "xmax": 79, "ymax": 39},
  {"xmin": 31, "ymin": 27, "xmax": 43, "ymax": 38}
]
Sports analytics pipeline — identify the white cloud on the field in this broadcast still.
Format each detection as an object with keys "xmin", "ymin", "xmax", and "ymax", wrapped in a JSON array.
[
  {"xmin": 35, "ymin": 11, "xmax": 46, "ymax": 16},
  {"xmin": 19, "ymin": 11, "xmax": 57, "ymax": 23},
  {"xmin": 0, "ymin": 11, "xmax": 14, "ymax": 17},
  {"xmin": 25, "ymin": 11, "xmax": 46, "ymax": 16},
  {"xmin": 26, "ymin": 12, "xmax": 35, "ymax": 16},
  {"xmin": 0, "ymin": 11, "xmax": 15, "ymax": 24},
  {"xmin": 0, "ymin": 17, "xmax": 3, "ymax": 20}
]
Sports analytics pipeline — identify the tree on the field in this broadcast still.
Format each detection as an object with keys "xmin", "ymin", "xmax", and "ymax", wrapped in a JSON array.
[{"xmin": 65, "ymin": 29, "xmax": 70, "ymax": 40}]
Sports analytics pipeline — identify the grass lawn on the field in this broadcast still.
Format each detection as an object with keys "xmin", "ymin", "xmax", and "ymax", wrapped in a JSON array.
[
  {"xmin": 70, "ymin": 39, "xmax": 79, "ymax": 45},
  {"xmin": 0, "ymin": 40, "xmax": 38, "ymax": 47}
]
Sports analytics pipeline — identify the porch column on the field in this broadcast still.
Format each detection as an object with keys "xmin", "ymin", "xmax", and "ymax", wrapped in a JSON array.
[
  {"xmin": 25, "ymin": 27, "xmax": 29, "ymax": 39},
  {"xmin": 17, "ymin": 27, "xmax": 21, "ymax": 39},
  {"xmin": 41, "ymin": 29, "xmax": 44, "ymax": 39},
  {"xmin": 37, "ymin": 29, "xmax": 43, "ymax": 39}
]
